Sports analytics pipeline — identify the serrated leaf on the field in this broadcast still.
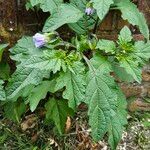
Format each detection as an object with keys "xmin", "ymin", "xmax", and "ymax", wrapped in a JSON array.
[
  {"xmin": 6, "ymin": 66, "xmax": 49, "ymax": 100},
  {"xmin": 45, "ymin": 98, "xmax": 74, "ymax": 134},
  {"xmin": 69, "ymin": 0, "xmax": 97, "ymax": 34},
  {"xmin": 108, "ymin": 87, "xmax": 127, "ymax": 149},
  {"xmin": 91, "ymin": 0, "xmax": 114, "ymax": 20},
  {"xmin": 0, "ymin": 80, "xmax": 6, "ymax": 101},
  {"xmin": 10, "ymin": 36, "xmax": 42, "ymax": 62},
  {"xmin": 24, "ymin": 50, "xmax": 66, "ymax": 73},
  {"xmin": 134, "ymin": 41, "xmax": 150, "ymax": 62},
  {"xmin": 85, "ymin": 54, "xmax": 118, "ymax": 141},
  {"xmin": 4, "ymin": 100, "xmax": 26, "ymax": 122},
  {"xmin": 115, "ymin": 0, "xmax": 149, "ymax": 40},
  {"xmin": 55, "ymin": 61, "xmax": 86, "ymax": 109},
  {"xmin": 112, "ymin": 62, "xmax": 134, "ymax": 82},
  {"xmin": 96, "ymin": 39, "xmax": 116, "ymax": 54},
  {"xmin": 108, "ymin": 115, "xmax": 124, "ymax": 150},
  {"xmin": 118, "ymin": 26, "xmax": 132, "ymax": 43},
  {"xmin": 30, "ymin": 0, "xmax": 63, "ymax": 13},
  {"xmin": 120, "ymin": 58, "xmax": 142, "ymax": 83},
  {"xmin": 28, "ymin": 80, "xmax": 56, "ymax": 112},
  {"xmin": 43, "ymin": 4, "xmax": 83, "ymax": 32}
]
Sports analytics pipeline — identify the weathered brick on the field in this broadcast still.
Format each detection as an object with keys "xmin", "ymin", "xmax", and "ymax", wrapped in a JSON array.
[
  {"xmin": 128, "ymin": 98, "xmax": 150, "ymax": 112},
  {"xmin": 142, "ymin": 70, "xmax": 150, "ymax": 82},
  {"xmin": 120, "ymin": 83, "xmax": 143, "ymax": 98},
  {"xmin": 99, "ymin": 11, "xmax": 116, "ymax": 31}
]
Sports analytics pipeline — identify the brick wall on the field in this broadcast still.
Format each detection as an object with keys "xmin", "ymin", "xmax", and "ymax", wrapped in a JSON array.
[{"xmin": 0, "ymin": 0, "xmax": 150, "ymax": 110}]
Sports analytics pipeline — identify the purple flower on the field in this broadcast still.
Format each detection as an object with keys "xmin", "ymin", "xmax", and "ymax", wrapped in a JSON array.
[
  {"xmin": 85, "ymin": 7, "xmax": 94, "ymax": 15},
  {"xmin": 33, "ymin": 33, "xmax": 46, "ymax": 48}
]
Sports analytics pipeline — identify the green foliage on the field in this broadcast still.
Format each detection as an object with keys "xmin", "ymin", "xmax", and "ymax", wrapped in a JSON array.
[
  {"xmin": 45, "ymin": 98, "xmax": 74, "ymax": 134},
  {"xmin": 108, "ymin": 88, "xmax": 127, "ymax": 149},
  {"xmin": 30, "ymin": 0, "xmax": 63, "ymax": 13},
  {"xmin": 0, "ymin": 44, "xmax": 8, "ymax": 61},
  {"xmin": 4, "ymin": 100, "xmax": 26, "ymax": 122},
  {"xmin": 119, "ymin": 58, "xmax": 142, "ymax": 83},
  {"xmin": 68, "ymin": 0, "xmax": 97, "ymax": 34},
  {"xmin": 28, "ymin": 80, "xmax": 56, "ymax": 112},
  {"xmin": 114, "ymin": 0, "xmax": 149, "ymax": 40},
  {"xmin": 96, "ymin": 39, "xmax": 116, "ymax": 54},
  {"xmin": 6, "ymin": 66, "xmax": 49, "ymax": 100},
  {"xmin": 84, "ymin": 54, "xmax": 118, "ymax": 141},
  {"xmin": 97, "ymin": 26, "xmax": 150, "ymax": 83},
  {"xmin": 0, "ymin": 80, "xmax": 6, "ymax": 101},
  {"xmin": 1, "ymin": 0, "xmax": 150, "ymax": 149},
  {"xmin": 0, "ymin": 62, "xmax": 10, "ymax": 80},
  {"xmin": 91, "ymin": 0, "xmax": 114, "ymax": 20},
  {"xmin": 55, "ymin": 61, "xmax": 86, "ymax": 109},
  {"xmin": 43, "ymin": 4, "xmax": 83, "ymax": 32}
]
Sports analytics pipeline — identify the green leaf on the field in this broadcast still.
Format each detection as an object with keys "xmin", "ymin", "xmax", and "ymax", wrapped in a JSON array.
[
  {"xmin": 0, "ymin": 62, "xmax": 10, "ymax": 80},
  {"xmin": 85, "ymin": 54, "xmax": 118, "ymax": 141},
  {"xmin": 133, "ymin": 41, "xmax": 150, "ymax": 62},
  {"xmin": 0, "ymin": 44, "xmax": 8, "ymax": 61},
  {"xmin": 55, "ymin": 61, "xmax": 86, "ymax": 109},
  {"xmin": 43, "ymin": 4, "xmax": 83, "ymax": 32},
  {"xmin": 91, "ymin": 0, "xmax": 114, "ymax": 20},
  {"xmin": 45, "ymin": 98, "xmax": 74, "ymax": 134},
  {"xmin": 108, "ymin": 88, "xmax": 127, "ymax": 149},
  {"xmin": 30, "ymin": 0, "xmax": 63, "ymax": 13},
  {"xmin": 4, "ymin": 100, "xmax": 26, "ymax": 122},
  {"xmin": 108, "ymin": 115, "xmax": 124, "ymax": 150},
  {"xmin": 112, "ymin": 62, "xmax": 134, "ymax": 82},
  {"xmin": 118, "ymin": 26, "xmax": 132, "ymax": 43},
  {"xmin": 115, "ymin": 0, "xmax": 149, "ymax": 40},
  {"xmin": 0, "ymin": 80, "xmax": 6, "ymax": 101},
  {"xmin": 24, "ymin": 50, "xmax": 66, "ymax": 73},
  {"xmin": 6, "ymin": 66, "xmax": 49, "ymax": 100},
  {"xmin": 120, "ymin": 58, "xmax": 142, "ymax": 83},
  {"xmin": 69, "ymin": 0, "xmax": 97, "ymax": 34},
  {"xmin": 10, "ymin": 36, "xmax": 42, "ymax": 63},
  {"xmin": 96, "ymin": 39, "xmax": 116, "ymax": 54},
  {"xmin": 28, "ymin": 80, "xmax": 56, "ymax": 112}
]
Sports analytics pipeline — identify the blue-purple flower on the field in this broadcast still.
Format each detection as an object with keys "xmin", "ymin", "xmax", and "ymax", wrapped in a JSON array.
[
  {"xmin": 85, "ymin": 2, "xmax": 94, "ymax": 15},
  {"xmin": 33, "ymin": 33, "xmax": 47, "ymax": 48},
  {"xmin": 85, "ymin": 7, "xmax": 94, "ymax": 15}
]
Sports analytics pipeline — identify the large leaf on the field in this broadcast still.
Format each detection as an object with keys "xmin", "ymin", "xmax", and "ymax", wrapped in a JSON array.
[
  {"xmin": 28, "ymin": 80, "xmax": 56, "ymax": 112},
  {"xmin": 133, "ymin": 41, "xmax": 150, "ymax": 62},
  {"xmin": 30, "ymin": 0, "xmax": 63, "ymax": 13},
  {"xmin": 43, "ymin": 4, "xmax": 83, "ymax": 32},
  {"xmin": 55, "ymin": 61, "xmax": 86, "ymax": 109},
  {"xmin": 85, "ymin": 54, "xmax": 118, "ymax": 141},
  {"xmin": 6, "ymin": 66, "xmax": 49, "ymax": 100},
  {"xmin": 69, "ymin": 0, "xmax": 97, "ymax": 34},
  {"xmin": 91, "ymin": 0, "xmax": 114, "ymax": 20},
  {"xmin": 24, "ymin": 50, "xmax": 66, "ymax": 73},
  {"xmin": 45, "ymin": 98, "xmax": 74, "ymax": 134},
  {"xmin": 108, "ymin": 87, "xmax": 127, "ymax": 149},
  {"xmin": 0, "ymin": 80, "xmax": 6, "ymax": 101},
  {"xmin": 115, "ymin": 0, "xmax": 149, "ymax": 40},
  {"xmin": 10, "ymin": 36, "xmax": 42, "ymax": 63},
  {"xmin": 120, "ymin": 58, "xmax": 142, "ymax": 83}
]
